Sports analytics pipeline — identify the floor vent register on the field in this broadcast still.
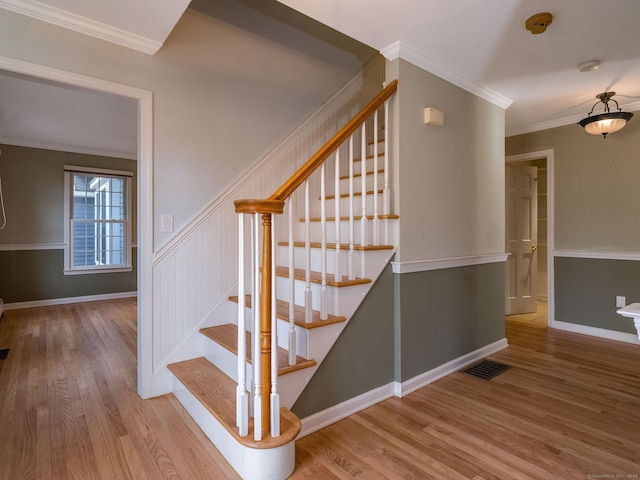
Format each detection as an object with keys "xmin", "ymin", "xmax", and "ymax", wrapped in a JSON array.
[{"xmin": 461, "ymin": 359, "xmax": 510, "ymax": 380}]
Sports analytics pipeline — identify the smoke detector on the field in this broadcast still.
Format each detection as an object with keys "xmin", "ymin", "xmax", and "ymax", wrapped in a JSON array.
[{"xmin": 525, "ymin": 12, "xmax": 553, "ymax": 34}]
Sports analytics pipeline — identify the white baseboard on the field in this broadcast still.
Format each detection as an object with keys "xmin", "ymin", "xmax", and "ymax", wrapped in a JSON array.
[
  {"xmin": 298, "ymin": 382, "xmax": 396, "ymax": 439},
  {"xmin": 4, "ymin": 291, "xmax": 137, "ymax": 310},
  {"xmin": 394, "ymin": 338, "xmax": 509, "ymax": 397},
  {"xmin": 298, "ymin": 338, "xmax": 509, "ymax": 438},
  {"xmin": 552, "ymin": 321, "xmax": 640, "ymax": 345}
]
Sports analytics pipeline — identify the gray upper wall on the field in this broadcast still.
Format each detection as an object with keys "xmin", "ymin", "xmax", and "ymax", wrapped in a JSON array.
[
  {"xmin": 506, "ymin": 114, "xmax": 640, "ymax": 253},
  {"xmin": 388, "ymin": 59, "xmax": 506, "ymax": 262},
  {"xmin": 0, "ymin": 0, "xmax": 377, "ymax": 249}
]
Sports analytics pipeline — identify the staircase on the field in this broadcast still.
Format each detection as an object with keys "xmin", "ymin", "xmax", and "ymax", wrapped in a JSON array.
[{"xmin": 167, "ymin": 80, "xmax": 398, "ymax": 479}]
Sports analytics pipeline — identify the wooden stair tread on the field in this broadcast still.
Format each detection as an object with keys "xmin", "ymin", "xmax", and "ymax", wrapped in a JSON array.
[
  {"xmin": 278, "ymin": 240, "xmax": 394, "ymax": 252},
  {"xmin": 274, "ymin": 266, "xmax": 371, "ymax": 287},
  {"xmin": 301, "ymin": 214, "xmax": 399, "ymax": 222},
  {"xmin": 167, "ymin": 357, "xmax": 301, "ymax": 449},
  {"xmin": 325, "ymin": 189, "xmax": 383, "ymax": 200},
  {"xmin": 353, "ymin": 151, "xmax": 385, "ymax": 163},
  {"xmin": 230, "ymin": 295, "xmax": 346, "ymax": 329},
  {"xmin": 200, "ymin": 324, "xmax": 317, "ymax": 376}
]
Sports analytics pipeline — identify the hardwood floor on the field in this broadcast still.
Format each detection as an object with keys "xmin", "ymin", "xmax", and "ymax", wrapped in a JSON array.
[
  {"xmin": 1, "ymin": 298, "xmax": 638, "ymax": 479},
  {"xmin": 293, "ymin": 315, "xmax": 640, "ymax": 479},
  {"xmin": 0, "ymin": 299, "xmax": 239, "ymax": 480}
]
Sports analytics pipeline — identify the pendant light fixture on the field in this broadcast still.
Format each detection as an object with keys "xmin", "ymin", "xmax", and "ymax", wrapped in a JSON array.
[{"xmin": 578, "ymin": 92, "xmax": 633, "ymax": 138}]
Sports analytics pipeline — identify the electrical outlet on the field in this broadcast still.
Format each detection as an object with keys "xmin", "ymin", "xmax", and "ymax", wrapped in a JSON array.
[{"xmin": 616, "ymin": 296, "xmax": 626, "ymax": 308}]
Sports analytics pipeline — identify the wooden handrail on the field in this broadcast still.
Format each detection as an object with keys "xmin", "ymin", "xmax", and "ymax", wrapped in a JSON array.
[
  {"xmin": 233, "ymin": 79, "xmax": 398, "ymax": 215},
  {"xmin": 270, "ymin": 79, "xmax": 397, "ymax": 203}
]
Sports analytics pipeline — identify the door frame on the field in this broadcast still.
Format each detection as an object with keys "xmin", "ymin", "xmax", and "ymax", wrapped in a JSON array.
[
  {"xmin": 0, "ymin": 55, "xmax": 155, "ymax": 397},
  {"xmin": 505, "ymin": 149, "xmax": 555, "ymax": 327}
]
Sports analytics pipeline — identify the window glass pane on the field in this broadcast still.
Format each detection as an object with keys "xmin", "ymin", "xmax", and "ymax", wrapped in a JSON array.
[{"xmin": 70, "ymin": 172, "xmax": 128, "ymax": 270}]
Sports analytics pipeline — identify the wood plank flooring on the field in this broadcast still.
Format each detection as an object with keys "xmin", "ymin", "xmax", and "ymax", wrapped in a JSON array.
[
  {"xmin": 0, "ymin": 299, "xmax": 239, "ymax": 480},
  {"xmin": 1, "ymin": 298, "xmax": 638, "ymax": 479},
  {"xmin": 293, "ymin": 316, "xmax": 640, "ymax": 479}
]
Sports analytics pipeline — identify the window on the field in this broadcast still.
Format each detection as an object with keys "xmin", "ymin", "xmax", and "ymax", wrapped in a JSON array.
[{"xmin": 64, "ymin": 165, "xmax": 133, "ymax": 274}]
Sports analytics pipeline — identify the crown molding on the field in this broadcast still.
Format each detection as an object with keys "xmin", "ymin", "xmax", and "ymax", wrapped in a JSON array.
[
  {"xmin": 0, "ymin": 0, "xmax": 162, "ymax": 54},
  {"xmin": 381, "ymin": 41, "xmax": 512, "ymax": 110}
]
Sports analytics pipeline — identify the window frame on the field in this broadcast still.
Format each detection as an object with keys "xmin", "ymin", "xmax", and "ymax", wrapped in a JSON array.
[{"xmin": 63, "ymin": 165, "xmax": 133, "ymax": 275}]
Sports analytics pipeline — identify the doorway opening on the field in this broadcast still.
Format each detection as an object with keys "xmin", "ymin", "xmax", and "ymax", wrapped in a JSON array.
[
  {"xmin": 0, "ymin": 56, "xmax": 153, "ymax": 397},
  {"xmin": 505, "ymin": 149, "xmax": 555, "ymax": 328}
]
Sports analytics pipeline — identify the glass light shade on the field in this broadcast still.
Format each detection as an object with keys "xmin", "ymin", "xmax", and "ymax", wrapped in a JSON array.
[{"xmin": 579, "ymin": 111, "xmax": 633, "ymax": 137}]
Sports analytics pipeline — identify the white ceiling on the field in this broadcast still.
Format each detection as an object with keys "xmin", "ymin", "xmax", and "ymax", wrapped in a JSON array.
[
  {"xmin": 0, "ymin": 71, "xmax": 138, "ymax": 159},
  {"xmin": 1, "ymin": 0, "xmax": 640, "ymax": 158},
  {"xmin": 276, "ymin": 0, "xmax": 640, "ymax": 136}
]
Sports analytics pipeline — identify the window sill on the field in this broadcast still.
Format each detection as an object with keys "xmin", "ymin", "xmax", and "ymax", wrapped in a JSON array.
[{"xmin": 64, "ymin": 266, "xmax": 133, "ymax": 275}]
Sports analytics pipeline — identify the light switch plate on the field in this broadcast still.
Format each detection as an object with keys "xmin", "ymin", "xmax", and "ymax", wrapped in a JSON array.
[{"xmin": 161, "ymin": 214, "xmax": 174, "ymax": 233}]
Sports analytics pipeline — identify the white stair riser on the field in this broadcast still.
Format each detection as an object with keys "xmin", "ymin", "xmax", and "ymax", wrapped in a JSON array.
[
  {"xmin": 234, "ymin": 307, "xmax": 312, "ymax": 360},
  {"xmin": 274, "ymin": 276, "xmax": 377, "ymax": 322},
  {"xmin": 294, "ymin": 218, "xmax": 396, "ymax": 246},
  {"xmin": 337, "ymin": 170, "xmax": 386, "ymax": 193},
  {"xmin": 275, "ymin": 244, "xmax": 394, "ymax": 279},
  {"xmin": 204, "ymin": 340, "xmax": 243, "ymax": 382},
  {"xmin": 276, "ymin": 318, "xmax": 310, "ymax": 360},
  {"xmin": 275, "ymin": 276, "xmax": 339, "ymax": 312},
  {"xmin": 343, "ymin": 153, "xmax": 385, "ymax": 172},
  {"xmin": 308, "ymin": 194, "xmax": 387, "ymax": 219},
  {"xmin": 366, "ymin": 141, "xmax": 386, "ymax": 157}
]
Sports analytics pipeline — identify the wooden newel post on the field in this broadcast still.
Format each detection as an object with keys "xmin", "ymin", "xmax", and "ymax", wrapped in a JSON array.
[
  {"xmin": 260, "ymin": 212, "xmax": 273, "ymax": 436},
  {"xmin": 234, "ymin": 198, "xmax": 284, "ymax": 439}
]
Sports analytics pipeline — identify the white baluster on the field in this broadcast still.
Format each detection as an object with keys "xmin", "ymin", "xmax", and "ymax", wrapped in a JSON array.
[
  {"xmin": 383, "ymin": 99, "xmax": 391, "ymax": 245},
  {"xmin": 348, "ymin": 136, "xmax": 355, "ymax": 281},
  {"xmin": 334, "ymin": 149, "xmax": 342, "ymax": 283},
  {"xmin": 287, "ymin": 197, "xmax": 296, "ymax": 366},
  {"xmin": 383, "ymin": 100, "xmax": 390, "ymax": 216},
  {"xmin": 252, "ymin": 213, "xmax": 262, "ymax": 441},
  {"xmin": 373, "ymin": 110, "xmax": 380, "ymax": 246},
  {"xmin": 304, "ymin": 180, "xmax": 312, "ymax": 323},
  {"xmin": 270, "ymin": 214, "xmax": 280, "ymax": 437},
  {"xmin": 320, "ymin": 163, "xmax": 328, "ymax": 320},
  {"xmin": 360, "ymin": 122, "xmax": 367, "ymax": 247},
  {"xmin": 236, "ymin": 213, "xmax": 248, "ymax": 437}
]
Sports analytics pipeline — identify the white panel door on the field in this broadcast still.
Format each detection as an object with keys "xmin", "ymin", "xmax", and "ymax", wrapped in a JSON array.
[{"xmin": 505, "ymin": 165, "xmax": 538, "ymax": 315}]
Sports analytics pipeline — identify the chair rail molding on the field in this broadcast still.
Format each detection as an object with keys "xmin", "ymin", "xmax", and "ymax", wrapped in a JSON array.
[{"xmin": 391, "ymin": 253, "xmax": 508, "ymax": 274}]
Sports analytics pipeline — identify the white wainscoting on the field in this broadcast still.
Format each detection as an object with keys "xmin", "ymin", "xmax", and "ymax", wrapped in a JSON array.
[{"xmin": 150, "ymin": 62, "xmax": 386, "ymax": 373}]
